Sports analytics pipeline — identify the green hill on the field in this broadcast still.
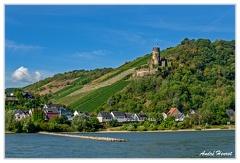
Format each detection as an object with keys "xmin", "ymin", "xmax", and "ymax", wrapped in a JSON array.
[
  {"xmin": 97, "ymin": 38, "xmax": 235, "ymax": 125},
  {"xmin": 20, "ymin": 51, "xmax": 152, "ymax": 112},
  {"xmin": 18, "ymin": 38, "xmax": 235, "ymax": 126}
]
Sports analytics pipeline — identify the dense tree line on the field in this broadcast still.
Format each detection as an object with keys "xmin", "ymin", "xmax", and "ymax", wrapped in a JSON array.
[{"xmin": 98, "ymin": 38, "xmax": 235, "ymax": 125}]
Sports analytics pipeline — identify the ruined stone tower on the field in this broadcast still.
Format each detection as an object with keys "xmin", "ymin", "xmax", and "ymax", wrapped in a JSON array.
[{"xmin": 152, "ymin": 47, "xmax": 160, "ymax": 66}]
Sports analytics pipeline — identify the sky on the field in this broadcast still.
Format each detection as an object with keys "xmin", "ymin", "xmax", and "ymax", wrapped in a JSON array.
[{"xmin": 4, "ymin": 4, "xmax": 235, "ymax": 88}]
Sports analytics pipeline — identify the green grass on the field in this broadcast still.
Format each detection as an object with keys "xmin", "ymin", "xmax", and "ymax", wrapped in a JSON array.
[{"xmin": 69, "ymin": 80, "xmax": 130, "ymax": 112}]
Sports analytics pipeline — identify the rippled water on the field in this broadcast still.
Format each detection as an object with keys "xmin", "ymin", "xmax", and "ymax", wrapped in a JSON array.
[{"xmin": 5, "ymin": 130, "xmax": 235, "ymax": 158}]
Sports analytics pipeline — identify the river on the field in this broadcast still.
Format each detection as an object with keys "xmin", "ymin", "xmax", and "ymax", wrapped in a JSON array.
[{"xmin": 5, "ymin": 130, "xmax": 235, "ymax": 158}]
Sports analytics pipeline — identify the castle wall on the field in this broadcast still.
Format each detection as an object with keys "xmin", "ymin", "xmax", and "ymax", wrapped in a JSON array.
[{"xmin": 134, "ymin": 46, "xmax": 168, "ymax": 77}]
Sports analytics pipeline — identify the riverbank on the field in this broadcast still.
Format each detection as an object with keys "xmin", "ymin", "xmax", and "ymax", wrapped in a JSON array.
[
  {"xmin": 5, "ymin": 125, "xmax": 235, "ymax": 134},
  {"xmin": 95, "ymin": 125, "xmax": 235, "ymax": 133}
]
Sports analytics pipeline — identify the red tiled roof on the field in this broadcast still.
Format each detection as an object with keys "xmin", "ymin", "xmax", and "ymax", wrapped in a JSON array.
[{"xmin": 168, "ymin": 108, "xmax": 177, "ymax": 115}]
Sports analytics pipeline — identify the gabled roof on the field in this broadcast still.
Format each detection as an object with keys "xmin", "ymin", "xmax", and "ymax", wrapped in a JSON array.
[
  {"xmin": 135, "ymin": 113, "xmax": 147, "ymax": 119},
  {"xmin": 75, "ymin": 111, "xmax": 90, "ymax": 116},
  {"xmin": 125, "ymin": 113, "xmax": 134, "ymax": 118},
  {"xmin": 111, "ymin": 111, "xmax": 125, "ymax": 117},
  {"xmin": 168, "ymin": 108, "xmax": 177, "ymax": 115},
  {"xmin": 98, "ymin": 111, "xmax": 112, "ymax": 118},
  {"xmin": 44, "ymin": 107, "xmax": 59, "ymax": 114},
  {"xmin": 14, "ymin": 109, "xmax": 29, "ymax": 115},
  {"xmin": 45, "ymin": 104, "xmax": 62, "ymax": 109},
  {"xmin": 226, "ymin": 109, "xmax": 235, "ymax": 117}
]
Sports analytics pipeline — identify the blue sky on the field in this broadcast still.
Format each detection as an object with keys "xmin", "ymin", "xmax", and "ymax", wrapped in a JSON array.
[{"xmin": 4, "ymin": 5, "xmax": 235, "ymax": 88}]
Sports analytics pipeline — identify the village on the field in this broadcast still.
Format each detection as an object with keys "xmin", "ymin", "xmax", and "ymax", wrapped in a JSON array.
[{"xmin": 12, "ymin": 103, "xmax": 188, "ymax": 123}]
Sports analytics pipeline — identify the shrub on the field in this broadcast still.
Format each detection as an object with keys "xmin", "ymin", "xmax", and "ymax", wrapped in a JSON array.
[
  {"xmin": 136, "ymin": 125, "xmax": 146, "ymax": 131},
  {"xmin": 205, "ymin": 123, "xmax": 210, "ymax": 129},
  {"xmin": 157, "ymin": 125, "xmax": 165, "ymax": 130},
  {"xmin": 171, "ymin": 127, "xmax": 178, "ymax": 130},
  {"xmin": 148, "ymin": 123, "xmax": 157, "ymax": 131},
  {"xmin": 127, "ymin": 124, "xmax": 135, "ymax": 131}
]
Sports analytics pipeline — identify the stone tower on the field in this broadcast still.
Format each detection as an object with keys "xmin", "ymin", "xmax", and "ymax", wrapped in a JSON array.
[{"xmin": 152, "ymin": 47, "xmax": 160, "ymax": 66}]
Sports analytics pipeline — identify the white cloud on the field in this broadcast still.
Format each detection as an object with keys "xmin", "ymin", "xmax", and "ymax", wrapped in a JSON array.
[
  {"xmin": 11, "ymin": 66, "xmax": 42, "ymax": 84},
  {"xmin": 74, "ymin": 50, "xmax": 110, "ymax": 59},
  {"xmin": 5, "ymin": 40, "xmax": 44, "ymax": 52}
]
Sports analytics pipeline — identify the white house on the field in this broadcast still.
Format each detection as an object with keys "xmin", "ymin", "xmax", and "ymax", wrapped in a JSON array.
[
  {"xmin": 14, "ymin": 109, "xmax": 29, "ymax": 121},
  {"xmin": 73, "ymin": 110, "xmax": 90, "ymax": 119},
  {"xmin": 134, "ymin": 113, "xmax": 147, "ymax": 121},
  {"xmin": 97, "ymin": 111, "xmax": 112, "ymax": 123},
  {"xmin": 125, "ymin": 113, "xmax": 135, "ymax": 122},
  {"xmin": 111, "ymin": 111, "xmax": 126, "ymax": 122}
]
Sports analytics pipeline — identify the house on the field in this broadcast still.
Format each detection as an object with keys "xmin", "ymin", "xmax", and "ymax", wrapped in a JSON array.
[
  {"xmin": 162, "ymin": 112, "xmax": 167, "ymax": 120},
  {"xmin": 59, "ymin": 108, "xmax": 73, "ymax": 121},
  {"xmin": 43, "ymin": 107, "xmax": 59, "ymax": 121},
  {"xmin": 43, "ymin": 104, "xmax": 64, "ymax": 110},
  {"xmin": 97, "ymin": 111, "xmax": 112, "ymax": 122},
  {"xmin": 111, "ymin": 111, "xmax": 126, "ymax": 122},
  {"xmin": 134, "ymin": 113, "xmax": 147, "ymax": 121},
  {"xmin": 167, "ymin": 108, "xmax": 185, "ymax": 121},
  {"xmin": 125, "ymin": 113, "xmax": 135, "ymax": 122},
  {"xmin": 5, "ymin": 95, "xmax": 19, "ymax": 104},
  {"xmin": 44, "ymin": 104, "xmax": 73, "ymax": 121},
  {"xmin": 73, "ymin": 110, "xmax": 90, "ymax": 119},
  {"xmin": 226, "ymin": 109, "xmax": 235, "ymax": 121},
  {"xmin": 14, "ymin": 109, "xmax": 29, "ymax": 121},
  {"xmin": 21, "ymin": 92, "xmax": 34, "ymax": 100}
]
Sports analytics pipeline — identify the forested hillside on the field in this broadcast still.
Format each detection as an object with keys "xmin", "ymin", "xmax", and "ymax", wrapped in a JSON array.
[{"xmin": 97, "ymin": 38, "xmax": 235, "ymax": 125}]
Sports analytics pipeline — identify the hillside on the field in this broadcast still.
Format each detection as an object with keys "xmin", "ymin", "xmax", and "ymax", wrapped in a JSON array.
[
  {"xmin": 20, "ymin": 52, "xmax": 151, "ymax": 111},
  {"xmin": 19, "ymin": 38, "xmax": 235, "ymax": 126},
  {"xmin": 97, "ymin": 38, "xmax": 235, "ymax": 125},
  {"xmin": 23, "ymin": 68, "xmax": 114, "ymax": 94}
]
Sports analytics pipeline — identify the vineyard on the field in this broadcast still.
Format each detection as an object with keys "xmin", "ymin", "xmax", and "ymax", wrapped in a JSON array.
[{"xmin": 69, "ymin": 80, "xmax": 130, "ymax": 112}]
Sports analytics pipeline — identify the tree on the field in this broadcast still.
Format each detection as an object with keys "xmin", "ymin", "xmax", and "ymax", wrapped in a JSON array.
[
  {"xmin": 21, "ymin": 118, "xmax": 36, "ymax": 133},
  {"xmin": 59, "ymin": 115, "xmax": 69, "ymax": 124},
  {"xmin": 31, "ymin": 109, "xmax": 45, "ymax": 122},
  {"xmin": 109, "ymin": 119, "xmax": 119, "ymax": 127},
  {"xmin": 5, "ymin": 110, "xmax": 16, "ymax": 131},
  {"xmin": 71, "ymin": 114, "xmax": 90, "ymax": 132},
  {"xmin": 89, "ymin": 117, "xmax": 103, "ymax": 131},
  {"xmin": 49, "ymin": 116, "xmax": 60, "ymax": 124}
]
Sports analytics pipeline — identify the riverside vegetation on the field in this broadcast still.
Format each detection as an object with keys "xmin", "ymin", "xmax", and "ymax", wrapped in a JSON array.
[{"xmin": 5, "ymin": 38, "xmax": 235, "ymax": 133}]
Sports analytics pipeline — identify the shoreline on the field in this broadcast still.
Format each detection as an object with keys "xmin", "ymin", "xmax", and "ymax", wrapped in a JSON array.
[
  {"xmin": 94, "ymin": 128, "xmax": 235, "ymax": 134},
  {"xmin": 5, "ymin": 126, "xmax": 235, "ymax": 134}
]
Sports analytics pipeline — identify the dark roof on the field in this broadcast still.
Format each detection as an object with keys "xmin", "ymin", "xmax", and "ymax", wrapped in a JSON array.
[
  {"xmin": 226, "ymin": 109, "xmax": 235, "ymax": 117},
  {"xmin": 45, "ymin": 104, "xmax": 62, "ymax": 109},
  {"xmin": 125, "ymin": 113, "xmax": 134, "ymax": 118},
  {"xmin": 138, "ymin": 113, "xmax": 147, "ymax": 118},
  {"xmin": 111, "ymin": 111, "xmax": 125, "ymax": 117},
  {"xmin": 14, "ymin": 109, "xmax": 29, "ymax": 115},
  {"xmin": 76, "ymin": 111, "xmax": 90, "ymax": 116},
  {"xmin": 21, "ymin": 92, "xmax": 34, "ymax": 98},
  {"xmin": 44, "ymin": 107, "xmax": 59, "ymax": 114},
  {"xmin": 98, "ymin": 111, "xmax": 112, "ymax": 118}
]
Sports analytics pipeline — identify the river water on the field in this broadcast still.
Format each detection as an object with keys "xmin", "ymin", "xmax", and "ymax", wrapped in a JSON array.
[{"xmin": 5, "ymin": 130, "xmax": 235, "ymax": 158}]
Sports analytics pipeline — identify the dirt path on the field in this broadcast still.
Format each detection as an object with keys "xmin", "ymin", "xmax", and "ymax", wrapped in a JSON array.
[{"xmin": 67, "ymin": 68, "xmax": 135, "ymax": 96}]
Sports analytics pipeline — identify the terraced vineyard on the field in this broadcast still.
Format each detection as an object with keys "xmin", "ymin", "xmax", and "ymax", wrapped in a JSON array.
[{"xmin": 69, "ymin": 80, "xmax": 130, "ymax": 112}]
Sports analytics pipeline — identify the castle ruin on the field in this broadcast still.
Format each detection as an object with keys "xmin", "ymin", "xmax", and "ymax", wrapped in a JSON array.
[{"xmin": 134, "ymin": 46, "xmax": 168, "ymax": 77}]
